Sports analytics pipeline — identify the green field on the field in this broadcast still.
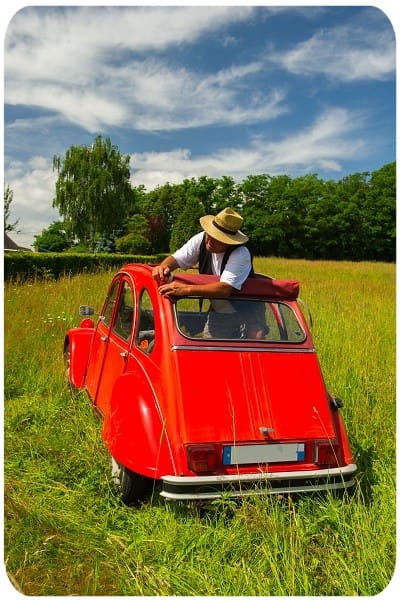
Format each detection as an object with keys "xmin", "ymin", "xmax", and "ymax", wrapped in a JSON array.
[{"xmin": 3, "ymin": 258, "xmax": 396, "ymax": 595}]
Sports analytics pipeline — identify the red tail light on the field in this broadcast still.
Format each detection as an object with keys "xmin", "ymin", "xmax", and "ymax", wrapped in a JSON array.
[
  {"xmin": 186, "ymin": 444, "xmax": 222, "ymax": 474},
  {"xmin": 314, "ymin": 441, "xmax": 341, "ymax": 467}
]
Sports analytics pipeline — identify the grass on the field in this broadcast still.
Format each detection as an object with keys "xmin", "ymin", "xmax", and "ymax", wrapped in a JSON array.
[{"xmin": 3, "ymin": 258, "xmax": 396, "ymax": 595}]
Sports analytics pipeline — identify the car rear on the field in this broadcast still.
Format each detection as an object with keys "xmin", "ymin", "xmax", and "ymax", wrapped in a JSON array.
[{"xmin": 159, "ymin": 291, "xmax": 356, "ymax": 500}]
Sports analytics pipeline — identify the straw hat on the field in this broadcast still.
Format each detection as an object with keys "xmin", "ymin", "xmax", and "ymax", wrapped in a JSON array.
[{"xmin": 199, "ymin": 207, "xmax": 248, "ymax": 245}]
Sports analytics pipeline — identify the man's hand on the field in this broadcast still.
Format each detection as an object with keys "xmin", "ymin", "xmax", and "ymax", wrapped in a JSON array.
[
  {"xmin": 152, "ymin": 257, "xmax": 179, "ymax": 284},
  {"xmin": 152, "ymin": 264, "xmax": 171, "ymax": 284},
  {"xmin": 158, "ymin": 281, "xmax": 188, "ymax": 296}
]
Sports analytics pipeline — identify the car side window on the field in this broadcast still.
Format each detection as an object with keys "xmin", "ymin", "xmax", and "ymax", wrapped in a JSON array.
[
  {"xmin": 135, "ymin": 289, "xmax": 155, "ymax": 354},
  {"xmin": 102, "ymin": 281, "xmax": 120, "ymax": 327},
  {"xmin": 113, "ymin": 281, "xmax": 135, "ymax": 341}
]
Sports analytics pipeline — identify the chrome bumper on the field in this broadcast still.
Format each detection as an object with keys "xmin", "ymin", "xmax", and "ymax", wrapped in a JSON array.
[{"xmin": 160, "ymin": 464, "xmax": 357, "ymax": 500}]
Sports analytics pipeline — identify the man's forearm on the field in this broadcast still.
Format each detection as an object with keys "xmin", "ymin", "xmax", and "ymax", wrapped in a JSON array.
[{"xmin": 158, "ymin": 280, "xmax": 233, "ymax": 298}]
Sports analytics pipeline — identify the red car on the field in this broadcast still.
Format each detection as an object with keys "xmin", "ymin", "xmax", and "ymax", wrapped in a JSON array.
[{"xmin": 64, "ymin": 263, "xmax": 356, "ymax": 504}]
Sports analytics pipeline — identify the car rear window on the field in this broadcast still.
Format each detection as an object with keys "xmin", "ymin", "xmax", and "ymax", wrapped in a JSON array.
[{"xmin": 174, "ymin": 297, "xmax": 306, "ymax": 343}]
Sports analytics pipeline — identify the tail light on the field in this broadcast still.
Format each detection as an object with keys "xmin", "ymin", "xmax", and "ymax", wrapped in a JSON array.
[
  {"xmin": 186, "ymin": 444, "xmax": 222, "ymax": 474},
  {"xmin": 314, "ymin": 440, "xmax": 341, "ymax": 467}
]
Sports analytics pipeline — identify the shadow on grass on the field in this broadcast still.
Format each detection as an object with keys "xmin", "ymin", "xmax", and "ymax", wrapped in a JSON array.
[{"xmin": 350, "ymin": 439, "xmax": 379, "ymax": 506}]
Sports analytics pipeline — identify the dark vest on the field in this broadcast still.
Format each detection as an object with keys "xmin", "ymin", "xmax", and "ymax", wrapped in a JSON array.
[{"xmin": 198, "ymin": 232, "xmax": 254, "ymax": 278}]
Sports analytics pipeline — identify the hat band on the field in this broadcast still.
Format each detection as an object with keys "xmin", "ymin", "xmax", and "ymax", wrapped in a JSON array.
[{"xmin": 212, "ymin": 218, "xmax": 238, "ymax": 236}]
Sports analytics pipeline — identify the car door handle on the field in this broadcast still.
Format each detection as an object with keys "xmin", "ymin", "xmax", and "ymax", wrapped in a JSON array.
[
  {"xmin": 100, "ymin": 336, "xmax": 108, "ymax": 342},
  {"xmin": 120, "ymin": 351, "xmax": 128, "ymax": 359}
]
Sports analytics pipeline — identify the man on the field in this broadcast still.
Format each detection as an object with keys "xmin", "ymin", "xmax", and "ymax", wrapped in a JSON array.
[
  {"xmin": 152, "ymin": 207, "xmax": 264, "ymax": 339},
  {"xmin": 152, "ymin": 207, "xmax": 253, "ymax": 298}
]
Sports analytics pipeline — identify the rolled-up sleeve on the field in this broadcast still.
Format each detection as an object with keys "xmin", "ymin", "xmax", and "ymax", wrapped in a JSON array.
[
  {"xmin": 220, "ymin": 246, "xmax": 252, "ymax": 290},
  {"xmin": 172, "ymin": 232, "xmax": 203, "ymax": 269}
]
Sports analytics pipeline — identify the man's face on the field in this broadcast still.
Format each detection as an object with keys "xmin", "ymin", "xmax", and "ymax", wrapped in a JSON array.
[{"xmin": 205, "ymin": 233, "xmax": 230, "ymax": 253}]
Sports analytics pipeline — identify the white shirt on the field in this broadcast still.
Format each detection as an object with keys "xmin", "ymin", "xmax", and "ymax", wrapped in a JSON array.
[{"xmin": 173, "ymin": 231, "xmax": 251, "ymax": 290}]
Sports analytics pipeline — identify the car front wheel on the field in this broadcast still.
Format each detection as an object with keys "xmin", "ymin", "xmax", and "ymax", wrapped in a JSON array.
[{"xmin": 111, "ymin": 457, "xmax": 153, "ymax": 506}]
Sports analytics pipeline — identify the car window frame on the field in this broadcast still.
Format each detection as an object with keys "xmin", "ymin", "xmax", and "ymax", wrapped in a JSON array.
[
  {"xmin": 135, "ymin": 287, "xmax": 156, "ymax": 355},
  {"xmin": 111, "ymin": 279, "xmax": 136, "ymax": 343},
  {"xmin": 173, "ymin": 296, "xmax": 306, "ymax": 344}
]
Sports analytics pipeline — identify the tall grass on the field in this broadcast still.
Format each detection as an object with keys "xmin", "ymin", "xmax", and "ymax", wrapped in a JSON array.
[{"xmin": 3, "ymin": 259, "xmax": 396, "ymax": 595}]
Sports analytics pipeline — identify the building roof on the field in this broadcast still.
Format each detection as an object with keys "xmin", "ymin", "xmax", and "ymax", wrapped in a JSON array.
[{"xmin": 4, "ymin": 232, "xmax": 32, "ymax": 252}]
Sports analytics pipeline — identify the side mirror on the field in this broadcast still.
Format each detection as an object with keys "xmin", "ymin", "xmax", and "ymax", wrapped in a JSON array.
[{"xmin": 79, "ymin": 305, "xmax": 95, "ymax": 317}]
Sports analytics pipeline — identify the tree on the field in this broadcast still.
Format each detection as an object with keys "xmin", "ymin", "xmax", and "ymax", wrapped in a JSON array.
[
  {"xmin": 115, "ymin": 213, "xmax": 151, "ymax": 254},
  {"xmin": 115, "ymin": 233, "xmax": 151, "ymax": 254},
  {"xmin": 169, "ymin": 196, "xmax": 204, "ymax": 251},
  {"xmin": 363, "ymin": 162, "xmax": 396, "ymax": 261},
  {"xmin": 33, "ymin": 221, "xmax": 73, "ymax": 252},
  {"xmin": 239, "ymin": 174, "xmax": 274, "ymax": 255},
  {"xmin": 139, "ymin": 183, "xmax": 183, "ymax": 253},
  {"xmin": 53, "ymin": 136, "xmax": 134, "ymax": 252},
  {"xmin": 4, "ymin": 184, "xmax": 19, "ymax": 233},
  {"xmin": 210, "ymin": 176, "xmax": 239, "ymax": 212}
]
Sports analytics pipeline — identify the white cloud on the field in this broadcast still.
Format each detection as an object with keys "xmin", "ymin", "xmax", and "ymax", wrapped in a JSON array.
[
  {"xmin": 270, "ymin": 20, "xmax": 395, "ymax": 82},
  {"xmin": 131, "ymin": 106, "xmax": 368, "ymax": 189},
  {"xmin": 5, "ymin": 157, "xmax": 59, "ymax": 249},
  {"xmin": 5, "ymin": 6, "xmax": 256, "ymax": 60},
  {"xmin": 254, "ymin": 107, "xmax": 367, "ymax": 167},
  {"xmin": 4, "ymin": 6, "xmax": 285, "ymax": 133}
]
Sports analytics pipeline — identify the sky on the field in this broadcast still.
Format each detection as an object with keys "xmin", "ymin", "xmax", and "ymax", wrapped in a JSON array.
[{"xmin": 2, "ymin": 2, "xmax": 397, "ymax": 250}]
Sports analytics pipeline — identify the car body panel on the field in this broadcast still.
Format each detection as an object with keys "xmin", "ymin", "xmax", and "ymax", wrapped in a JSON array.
[
  {"xmin": 102, "ymin": 366, "xmax": 174, "ymax": 478},
  {"xmin": 172, "ymin": 348, "xmax": 334, "ymax": 444},
  {"xmin": 64, "ymin": 263, "xmax": 356, "ymax": 500},
  {"xmin": 65, "ymin": 326, "xmax": 95, "ymax": 389},
  {"xmin": 83, "ymin": 318, "xmax": 109, "ymax": 403}
]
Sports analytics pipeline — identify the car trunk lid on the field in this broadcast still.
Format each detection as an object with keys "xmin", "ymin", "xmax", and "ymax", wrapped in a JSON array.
[{"xmin": 173, "ymin": 348, "xmax": 335, "ymax": 444}]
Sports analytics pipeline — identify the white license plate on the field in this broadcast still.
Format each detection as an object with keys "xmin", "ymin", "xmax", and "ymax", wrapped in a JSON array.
[{"xmin": 222, "ymin": 443, "xmax": 305, "ymax": 465}]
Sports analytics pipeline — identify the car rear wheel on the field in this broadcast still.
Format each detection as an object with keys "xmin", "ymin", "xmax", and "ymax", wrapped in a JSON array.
[{"xmin": 111, "ymin": 457, "xmax": 153, "ymax": 506}]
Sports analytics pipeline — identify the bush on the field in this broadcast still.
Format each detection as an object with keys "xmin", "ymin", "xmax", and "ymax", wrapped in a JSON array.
[
  {"xmin": 115, "ymin": 233, "xmax": 151, "ymax": 254},
  {"xmin": 4, "ymin": 251, "xmax": 168, "ymax": 281}
]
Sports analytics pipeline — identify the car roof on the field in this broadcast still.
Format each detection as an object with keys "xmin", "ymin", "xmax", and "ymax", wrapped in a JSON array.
[{"xmin": 121, "ymin": 263, "xmax": 300, "ymax": 300}]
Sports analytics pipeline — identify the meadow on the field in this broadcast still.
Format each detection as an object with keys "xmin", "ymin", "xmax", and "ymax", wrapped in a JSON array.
[{"xmin": 3, "ymin": 257, "xmax": 396, "ymax": 596}]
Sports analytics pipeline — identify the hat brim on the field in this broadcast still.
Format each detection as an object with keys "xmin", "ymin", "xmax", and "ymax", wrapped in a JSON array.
[{"xmin": 200, "ymin": 215, "xmax": 248, "ymax": 245}]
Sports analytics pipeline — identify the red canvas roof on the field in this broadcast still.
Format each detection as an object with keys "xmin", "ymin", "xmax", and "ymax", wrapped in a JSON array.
[{"xmin": 174, "ymin": 272, "xmax": 300, "ymax": 299}]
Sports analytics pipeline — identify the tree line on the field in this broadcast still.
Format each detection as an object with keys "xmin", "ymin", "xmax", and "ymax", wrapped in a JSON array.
[{"xmin": 24, "ymin": 136, "xmax": 395, "ymax": 261}]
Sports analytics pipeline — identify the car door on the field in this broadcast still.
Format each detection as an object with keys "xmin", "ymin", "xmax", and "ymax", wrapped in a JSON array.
[
  {"xmin": 84, "ymin": 278, "xmax": 120, "ymax": 402},
  {"xmin": 92, "ymin": 277, "xmax": 135, "ymax": 417}
]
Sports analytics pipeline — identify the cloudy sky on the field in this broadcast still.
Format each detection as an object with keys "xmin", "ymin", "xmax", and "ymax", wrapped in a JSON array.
[{"xmin": 3, "ymin": 2, "xmax": 396, "ymax": 249}]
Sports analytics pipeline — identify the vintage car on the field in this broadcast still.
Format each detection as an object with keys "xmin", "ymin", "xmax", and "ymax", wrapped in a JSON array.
[{"xmin": 64, "ymin": 263, "xmax": 356, "ymax": 504}]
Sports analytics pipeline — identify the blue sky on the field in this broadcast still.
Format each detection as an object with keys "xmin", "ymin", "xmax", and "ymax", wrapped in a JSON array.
[{"xmin": 2, "ymin": 2, "xmax": 396, "ymax": 249}]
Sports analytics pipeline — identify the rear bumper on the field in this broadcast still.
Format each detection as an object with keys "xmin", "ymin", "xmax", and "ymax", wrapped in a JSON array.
[{"xmin": 160, "ymin": 464, "xmax": 357, "ymax": 500}]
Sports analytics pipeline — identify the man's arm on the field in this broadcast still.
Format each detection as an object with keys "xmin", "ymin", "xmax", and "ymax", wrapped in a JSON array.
[{"xmin": 158, "ymin": 280, "xmax": 233, "ymax": 298}]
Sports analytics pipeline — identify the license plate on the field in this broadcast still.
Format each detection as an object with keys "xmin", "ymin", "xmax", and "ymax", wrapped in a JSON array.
[{"xmin": 222, "ymin": 443, "xmax": 305, "ymax": 465}]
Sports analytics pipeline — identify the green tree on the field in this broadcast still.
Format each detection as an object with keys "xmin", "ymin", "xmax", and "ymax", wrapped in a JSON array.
[
  {"xmin": 210, "ymin": 176, "xmax": 239, "ymax": 213},
  {"xmin": 33, "ymin": 221, "xmax": 73, "ymax": 252},
  {"xmin": 302, "ymin": 179, "xmax": 339, "ymax": 259},
  {"xmin": 239, "ymin": 174, "xmax": 274, "ymax": 255},
  {"xmin": 53, "ymin": 136, "xmax": 134, "ymax": 252},
  {"xmin": 115, "ymin": 233, "xmax": 151, "ymax": 254},
  {"xmin": 363, "ymin": 162, "xmax": 396, "ymax": 261},
  {"xmin": 4, "ymin": 184, "xmax": 19, "ymax": 233},
  {"xmin": 169, "ymin": 196, "xmax": 204, "ymax": 251},
  {"xmin": 139, "ymin": 183, "xmax": 179, "ymax": 253},
  {"xmin": 327, "ymin": 172, "xmax": 371, "ymax": 260}
]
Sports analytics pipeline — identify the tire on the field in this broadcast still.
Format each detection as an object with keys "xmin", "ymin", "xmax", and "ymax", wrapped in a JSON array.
[{"xmin": 111, "ymin": 457, "xmax": 153, "ymax": 506}]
